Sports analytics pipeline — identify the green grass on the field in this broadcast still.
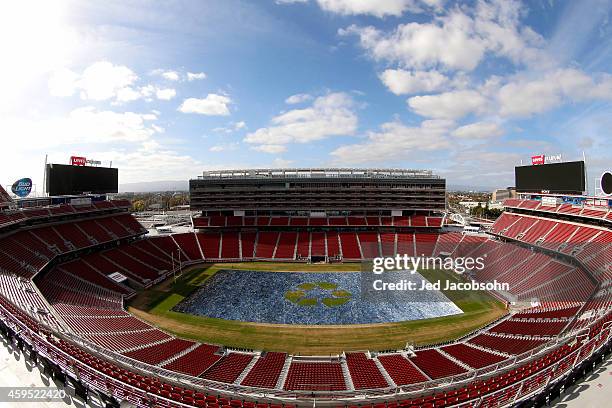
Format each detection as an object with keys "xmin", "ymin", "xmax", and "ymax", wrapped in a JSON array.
[
  {"xmin": 127, "ymin": 262, "xmax": 506, "ymax": 354},
  {"xmin": 284, "ymin": 290, "xmax": 306, "ymax": 303},
  {"xmin": 297, "ymin": 298, "xmax": 318, "ymax": 306},
  {"xmin": 316, "ymin": 282, "xmax": 338, "ymax": 290},
  {"xmin": 322, "ymin": 297, "xmax": 351, "ymax": 307},
  {"xmin": 331, "ymin": 289, "xmax": 352, "ymax": 298},
  {"xmin": 297, "ymin": 282, "xmax": 316, "ymax": 290},
  {"xmin": 418, "ymin": 268, "xmax": 492, "ymax": 313}
]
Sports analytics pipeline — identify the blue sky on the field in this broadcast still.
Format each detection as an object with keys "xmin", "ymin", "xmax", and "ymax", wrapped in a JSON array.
[{"xmin": 1, "ymin": 0, "xmax": 611, "ymax": 192}]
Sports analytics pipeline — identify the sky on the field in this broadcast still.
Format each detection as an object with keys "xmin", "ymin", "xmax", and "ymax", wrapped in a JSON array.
[{"xmin": 1, "ymin": 0, "xmax": 611, "ymax": 193}]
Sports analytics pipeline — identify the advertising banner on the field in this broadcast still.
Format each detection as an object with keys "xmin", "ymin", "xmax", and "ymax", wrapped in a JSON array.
[
  {"xmin": 531, "ymin": 155, "xmax": 545, "ymax": 165},
  {"xmin": 11, "ymin": 178, "xmax": 32, "ymax": 198},
  {"xmin": 70, "ymin": 156, "xmax": 87, "ymax": 166}
]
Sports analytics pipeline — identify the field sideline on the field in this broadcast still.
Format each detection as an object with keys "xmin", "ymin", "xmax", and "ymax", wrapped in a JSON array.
[{"xmin": 127, "ymin": 262, "xmax": 506, "ymax": 355}]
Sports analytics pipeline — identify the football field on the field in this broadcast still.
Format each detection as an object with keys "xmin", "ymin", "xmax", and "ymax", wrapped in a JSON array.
[{"xmin": 128, "ymin": 262, "xmax": 506, "ymax": 355}]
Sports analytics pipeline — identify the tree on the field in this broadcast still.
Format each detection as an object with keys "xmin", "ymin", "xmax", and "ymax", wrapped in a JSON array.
[{"xmin": 132, "ymin": 200, "xmax": 145, "ymax": 212}]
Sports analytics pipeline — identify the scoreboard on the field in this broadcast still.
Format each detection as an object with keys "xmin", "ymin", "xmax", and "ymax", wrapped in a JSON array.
[
  {"xmin": 46, "ymin": 164, "xmax": 118, "ymax": 196},
  {"xmin": 515, "ymin": 161, "xmax": 585, "ymax": 194}
]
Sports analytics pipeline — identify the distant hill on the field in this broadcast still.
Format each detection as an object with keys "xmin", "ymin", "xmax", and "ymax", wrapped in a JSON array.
[
  {"xmin": 447, "ymin": 184, "xmax": 493, "ymax": 192},
  {"xmin": 119, "ymin": 180, "xmax": 189, "ymax": 193}
]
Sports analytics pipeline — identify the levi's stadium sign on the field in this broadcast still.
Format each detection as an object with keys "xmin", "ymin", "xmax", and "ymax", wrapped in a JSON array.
[
  {"xmin": 70, "ymin": 156, "xmax": 102, "ymax": 166},
  {"xmin": 531, "ymin": 154, "xmax": 562, "ymax": 165},
  {"xmin": 531, "ymin": 155, "xmax": 545, "ymax": 165},
  {"xmin": 71, "ymin": 156, "xmax": 86, "ymax": 166},
  {"xmin": 11, "ymin": 178, "xmax": 32, "ymax": 198}
]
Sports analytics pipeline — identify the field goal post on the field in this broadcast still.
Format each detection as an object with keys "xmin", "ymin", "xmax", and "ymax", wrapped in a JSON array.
[{"xmin": 171, "ymin": 249, "xmax": 184, "ymax": 283}]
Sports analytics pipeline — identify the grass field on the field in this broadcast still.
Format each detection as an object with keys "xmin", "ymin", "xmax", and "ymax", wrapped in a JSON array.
[{"xmin": 127, "ymin": 262, "xmax": 506, "ymax": 355}]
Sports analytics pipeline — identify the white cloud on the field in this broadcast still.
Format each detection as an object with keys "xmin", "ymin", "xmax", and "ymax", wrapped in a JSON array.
[
  {"xmin": 49, "ymin": 62, "xmax": 179, "ymax": 103},
  {"xmin": 497, "ymin": 68, "xmax": 612, "ymax": 117},
  {"xmin": 1, "ymin": 107, "xmax": 160, "ymax": 151},
  {"xmin": 277, "ymin": 0, "xmax": 443, "ymax": 16},
  {"xmin": 331, "ymin": 119, "xmax": 452, "ymax": 164},
  {"xmin": 116, "ymin": 87, "xmax": 143, "ymax": 103},
  {"xmin": 272, "ymin": 158, "xmax": 294, "ymax": 168},
  {"xmin": 0, "ymin": 1, "xmax": 78, "ymax": 113},
  {"xmin": 109, "ymin": 146, "xmax": 205, "ymax": 184},
  {"xmin": 151, "ymin": 124, "xmax": 165, "ymax": 133},
  {"xmin": 153, "ymin": 69, "xmax": 208, "ymax": 82},
  {"xmin": 379, "ymin": 69, "xmax": 448, "ymax": 95},
  {"xmin": 340, "ymin": 0, "xmax": 543, "ymax": 71},
  {"xmin": 155, "ymin": 88, "xmax": 177, "ymax": 100},
  {"xmin": 402, "ymin": 68, "xmax": 612, "ymax": 120},
  {"xmin": 48, "ymin": 68, "xmax": 79, "ymax": 97},
  {"xmin": 139, "ymin": 85, "xmax": 156, "ymax": 99},
  {"xmin": 187, "ymin": 72, "xmax": 207, "ymax": 81},
  {"xmin": 0, "ymin": 106, "xmax": 207, "ymax": 186},
  {"xmin": 443, "ymin": 148, "xmax": 521, "ymax": 186},
  {"xmin": 212, "ymin": 121, "xmax": 247, "ymax": 134},
  {"xmin": 285, "ymin": 93, "xmax": 313, "ymax": 104},
  {"xmin": 316, "ymin": 0, "xmax": 441, "ymax": 17},
  {"xmin": 408, "ymin": 90, "xmax": 488, "ymax": 119},
  {"xmin": 209, "ymin": 142, "xmax": 239, "ymax": 152},
  {"xmin": 48, "ymin": 61, "xmax": 139, "ymax": 101},
  {"xmin": 252, "ymin": 144, "xmax": 287, "ymax": 154},
  {"xmin": 141, "ymin": 140, "xmax": 161, "ymax": 152},
  {"xmin": 160, "ymin": 70, "xmax": 180, "ymax": 81},
  {"xmin": 452, "ymin": 121, "xmax": 503, "ymax": 139},
  {"xmin": 178, "ymin": 94, "xmax": 232, "ymax": 116},
  {"xmin": 78, "ymin": 62, "xmax": 139, "ymax": 100},
  {"xmin": 54, "ymin": 107, "xmax": 159, "ymax": 143},
  {"xmin": 244, "ymin": 92, "xmax": 358, "ymax": 150}
]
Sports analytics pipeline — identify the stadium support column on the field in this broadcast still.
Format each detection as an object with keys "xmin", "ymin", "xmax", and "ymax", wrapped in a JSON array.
[
  {"xmin": 582, "ymin": 151, "xmax": 589, "ymax": 194},
  {"xmin": 42, "ymin": 154, "xmax": 48, "ymax": 197}
]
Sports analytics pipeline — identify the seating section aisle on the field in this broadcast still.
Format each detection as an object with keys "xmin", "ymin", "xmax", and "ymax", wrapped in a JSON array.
[
  {"xmin": 410, "ymin": 349, "xmax": 467, "ymax": 379},
  {"xmin": 201, "ymin": 353, "xmax": 254, "ymax": 383},
  {"xmin": 377, "ymin": 354, "xmax": 429, "ymax": 385},
  {"xmin": 174, "ymin": 233, "xmax": 204, "ymax": 261},
  {"xmin": 162, "ymin": 344, "xmax": 222, "ymax": 377},
  {"xmin": 441, "ymin": 343, "xmax": 506, "ymax": 369},
  {"xmin": 256, "ymin": 232, "xmax": 279, "ymax": 258},
  {"xmin": 198, "ymin": 233, "xmax": 221, "ymax": 259},
  {"xmin": 468, "ymin": 334, "xmax": 549, "ymax": 355},
  {"xmin": 274, "ymin": 232, "xmax": 297, "ymax": 259},
  {"xmin": 123, "ymin": 339, "xmax": 196, "ymax": 365}
]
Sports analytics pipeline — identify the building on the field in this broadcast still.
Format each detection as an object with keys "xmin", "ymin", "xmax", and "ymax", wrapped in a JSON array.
[
  {"xmin": 459, "ymin": 201, "xmax": 504, "ymax": 211},
  {"xmin": 492, "ymin": 187, "xmax": 517, "ymax": 202},
  {"xmin": 189, "ymin": 168, "xmax": 446, "ymax": 214}
]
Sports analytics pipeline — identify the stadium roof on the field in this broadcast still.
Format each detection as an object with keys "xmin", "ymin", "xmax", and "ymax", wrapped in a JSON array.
[{"xmin": 196, "ymin": 168, "xmax": 439, "ymax": 180}]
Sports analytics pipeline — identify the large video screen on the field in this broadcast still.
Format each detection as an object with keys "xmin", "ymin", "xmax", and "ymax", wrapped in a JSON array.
[
  {"xmin": 46, "ymin": 164, "xmax": 118, "ymax": 195},
  {"xmin": 515, "ymin": 161, "xmax": 585, "ymax": 194}
]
